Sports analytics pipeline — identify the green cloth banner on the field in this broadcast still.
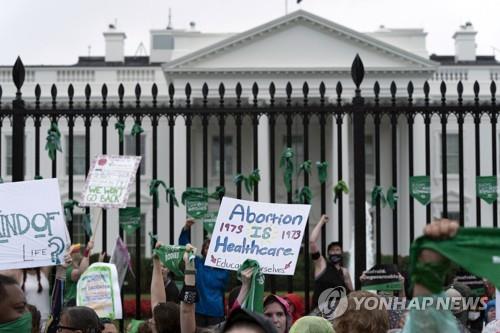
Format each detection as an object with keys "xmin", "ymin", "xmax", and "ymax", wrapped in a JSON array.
[
  {"xmin": 409, "ymin": 228, "xmax": 500, "ymax": 292},
  {"xmin": 316, "ymin": 161, "xmax": 328, "ymax": 184},
  {"xmin": 371, "ymin": 185, "xmax": 386, "ymax": 208},
  {"xmin": 333, "ymin": 180, "xmax": 349, "ymax": 203},
  {"xmin": 237, "ymin": 259, "xmax": 265, "ymax": 313},
  {"xmin": 154, "ymin": 245, "xmax": 196, "ymax": 278},
  {"xmin": 119, "ymin": 208, "xmax": 141, "ymax": 235},
  {"xmin": 410, "ymin": 176, "xmax": 431, "ymax": 206},
  {"xmin": 298, "ymin": 160, "xmax": 312, "ymax": 176},
  {"xmin": 387, "ymin": 186, "xmax": 398, "ymax": 209},
  {"xmin": 183, "ymin": 187, "xmax": 208, "ymax": 219},
  {"xmin": 280, "ymin": 147, "xmax": 294, "ymax": 193},
  {"xmin": 476, "ymin": 176, "xmax": 498, "ymax": 204},
  {"xmin": 115, "ymin": 121, "xmax": 125, "ymax": 143},
  {"xmin": 45, "ymin": 122, "xmax": 62, "ymax": 160},
  {"xmin": 202, "ymin": 211, "xmax": 218, "ymax": 235},
  {"xmin": 149, "ymin": 179, "xmax": 179, "ymax": 208}
]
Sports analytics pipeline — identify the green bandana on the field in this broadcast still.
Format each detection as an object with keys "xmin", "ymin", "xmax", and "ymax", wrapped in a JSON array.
[
  {"xmin": 410, "ymin": 176, "xmax": 431, "ymax": 206},
  {"xmin": 115, "ymin": 121, "xmax": 125, "ymax": 143},
  {"xmin": 333, "ymin": 180, "xmax": 349, "ymax": 203},
  {"xmin": 182, "ymin": 188, "xmax": 209, "ymax": 219},
  {"xmin": 386, "ymin": 186, "xmax": 398, "ymax": 209},
  {"xmin": 476, "ymin": 176, "xmax": 498, "ymax": 204},
  {"xmin": 119, "ymin": 208, "xmax": 141, "ymax": 235},
  {"xmin": 237, "ymin": 259, "xmax": 264, "ymax": 313},
  {"xmin": 298, "ymin": 160, "xmax": 312, "ymax": 176},
  {"xmin": 131, "ymin": 122, "xmax": 144, "ymax": 136},
  {"xmin": 0, "ymin": 312, "xmax": 32, "ymax": 332},
  {"xmin": 316, "ymin": 161, "xmax": 328, "ymax": 184},
  {"xmin": 149, "ymin": 179, "xmax": 179, "ymax": 208},
  {"xmin": 63, "ymin": 200, "xmax": 80, "ymax": 222},
  {"xmin": 45, "ymin": 122, "xmax": 62, "ymax": 160},
  {"xmin": 371, "ymin": 185, "xmax": 387, "ymax": 208},
  {"xmin": 154, "ymin": 245, "xmax": 196, "ymax": 277},
  {"xmin": 82, "ymin": 214, "xmax": 93, "ymax": 238},
  {"xmin": 202, "ymin": 211, "xmax": 218, "ymax": 235},
  {"xmin": 409, "ymin": 227, "xmax": 500, "ymax": 293},
  {"xmin": 234, "ymin": 170, "xmax": 261, "ymax": 195},
  {"xmin": 280, "ymin": 147, "xmax": 295, "ymax": 193},
  {"xmin": 208, "ymin": 186, "xmax": 225, "ymax": 200},
  {"xmin": 295, "ymin": 186, "xmax": 312, "ymax": 204}
]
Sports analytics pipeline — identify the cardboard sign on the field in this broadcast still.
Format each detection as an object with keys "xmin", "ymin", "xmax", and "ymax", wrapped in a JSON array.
[
  {"xmin": 361, "ymin": 264, "xmax": 402, "ymax": 291},
  {"xmin": 454, "ymin": 272, "xmax": 486, "ymax": 297},
  {"xmin": 81, "ymin": 155, "xmax": 141, "ymax": 208},
  {"xmin": 77, "ymin": 263, "xmax": 123, "ymax": 319},
  {"xmin": 205, "ymin": 197, "xmax": 311, "ymax": 275},
  {"xmin": 0, "ymin": 179, "xmax": 70, "ymax": 270}
]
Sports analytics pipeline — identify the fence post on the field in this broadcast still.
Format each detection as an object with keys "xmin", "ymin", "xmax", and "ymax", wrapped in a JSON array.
[
  {"xmin": 12, "ymin": 57, "xmax": 25, "ymax": 182},
  {"xmin": 351, "ymin": 55, "xmax": 366, "ymax": 289}
]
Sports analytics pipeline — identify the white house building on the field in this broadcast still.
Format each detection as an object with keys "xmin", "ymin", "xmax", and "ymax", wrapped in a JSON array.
[{"xmin": 1, "ymin": 10, "xmax": 499, "ymax": 264}]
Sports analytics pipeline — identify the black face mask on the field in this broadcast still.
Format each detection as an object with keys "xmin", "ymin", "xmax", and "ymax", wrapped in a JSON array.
[{"xmin": 328, "ymin": 254, "xmax": 342, "ymax": 264}]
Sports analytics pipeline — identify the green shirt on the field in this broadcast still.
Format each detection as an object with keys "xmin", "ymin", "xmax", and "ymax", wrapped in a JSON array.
[{"xmin": 64, "ymin": 266, "xmax": 77, "ymax": 305}]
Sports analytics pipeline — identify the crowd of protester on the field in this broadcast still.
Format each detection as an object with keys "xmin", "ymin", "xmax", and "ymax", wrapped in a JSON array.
[{"xmin": 0, "ymin": 217, "xmax": 497, "ymax": 333}]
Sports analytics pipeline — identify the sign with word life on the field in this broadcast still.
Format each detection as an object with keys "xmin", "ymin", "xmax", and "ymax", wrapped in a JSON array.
[
  {"xmin": 205, "ymin": 197, "xmax": 311, "ymax": 275},
  {"xmin": 81, "ymin": 155, "xmax": 142, "ymax": 208},
  {"xmin": 77, "ymin": 263, "xmax": 123, "ymax": 319},
  {"xmin": 0, "ymin": 179, "xmax": 70, "ymax": 270},
  {"xmin": 361, "ymin": 264, "xmax": 402, "ymax": 291}
]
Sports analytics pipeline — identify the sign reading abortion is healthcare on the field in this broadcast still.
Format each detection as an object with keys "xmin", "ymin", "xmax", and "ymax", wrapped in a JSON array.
[
  {"xmin": 81, "ymin": 155, "xmax": 141, "ymax": 208},
  {"xmin": 0, "ymin": 179, "xmax": 70, "ymax": 270},
  {"xmin": 205, "ymin": 197, "xmax": 311, "ymax": 275}
]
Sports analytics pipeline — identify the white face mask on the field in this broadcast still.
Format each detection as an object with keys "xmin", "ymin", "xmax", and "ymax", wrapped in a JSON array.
[{"xmin": 468, "ymin": 311, "xmax": 481, "ymax": 321}]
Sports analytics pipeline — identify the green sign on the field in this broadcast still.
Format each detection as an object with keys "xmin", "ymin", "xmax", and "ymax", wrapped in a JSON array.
[
  {"xmin": 185, "ymin": 187, "xmax": 208, "ymax": 219},
  {"xmin": 203, "ymin": 212, "xmax": 218, "ymax": 235},
  {"xmin": 119, "ymin": 207, "xmax": 141, "ymax": 235},
  {"xmin": 410, "ymin": 176, "xmax": 431, "ymax": 206},
  {"xmin": 476, "ymin": 176, "xmax": 497, "ymax": 204}
]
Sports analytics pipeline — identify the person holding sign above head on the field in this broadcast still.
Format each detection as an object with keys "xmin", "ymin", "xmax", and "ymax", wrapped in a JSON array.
[
  {"xmin": 179, "ymin": 218, "xmax": 229, "ymax": 329},
  {"xmin": 309, "ymin": 214, "xmax": 353, "ymax": 310},
  {"xmin": 64, "ymin": 240, "xmax": 94, "ymax": 307}
]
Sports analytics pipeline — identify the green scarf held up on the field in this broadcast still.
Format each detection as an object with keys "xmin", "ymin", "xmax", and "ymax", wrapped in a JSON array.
[
  {"xmin": 63, "ymin": 200, "xmax": 80, "ymax": 222},
  {"xmin": 115, "ymin": 121, "xmax": 125, "ymax": 143},
  {"xmin": 0, "ymin": 312, "xmax": 32, "ymax": 332},
  {"xmin": 316, "ymin": 161, "xmax": 328, "ymax": 184},
  {"xmin": 45, "ymin": 122, "xmax": 62, "ymax": 160},
  {"xmin": 119, "ymin": 208, "xmax": 141, "ymax": 235},
  {"xmin": 333, "ymin": 180, "xmax": 349, "ymax": 203},
  {"xmin": 237, "ymin": 259, "xmax": 265, "ymax": 313},
  {"xmin": 153, "ymin": 244, "xmax": 196, "ymax": 278},
  {"xmin": 409, "ymin": 227, "xmax": 500, "ymax": 293},
  {"xmin": 280, "ymin": 147, "xmax": 294, "ymax": 193}
]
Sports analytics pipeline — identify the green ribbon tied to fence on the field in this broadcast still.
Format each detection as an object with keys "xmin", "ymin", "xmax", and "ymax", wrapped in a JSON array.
[
  {"xmin": 298, "ymin": 160, "xmax": 312, "ymax": 176},
  {"xmin": 63, "ymin": 200, "xmax": 80, "ymax": 222},
  {"xmin": 149, "ymin": 179, "xmax": 179, "ymax": 207},
  {"xmin": 295, "ymin": 186, "xmax": 312, "ymax": 204},
  {"xmin": 34, "ymin": 175, "xmax": 43, "ymax": 180},
  {"xmin": 237, "ymin": 259, "xmax": 265, "ymax": 313},
  {"xmin": 208, "ymin": 186, "xmax": 226, "ymax": 200},
  {"xmin": 153, "ymin": 244, "xmax": 196, "ymax": 278},
  {"xmin": 115, "ymin": 121, "xmax": 125, "ymax": 143},
  {"xmin": 280, "ymin": 147, "xmax": 295, "ymax": 193},
  {"xmin": 45, "ymin": 122, "xmax": 62, "ymax": 160},
  {"xmin": 234, "ymin": 169, "xmax": 261, "ymax": 194},
  {"xmin": 333, "ymin": 180, "xmax": 349, "ymax": 203},
  {"xmin": 316, "ymin": 161, "xmax": 328, "ymax": 184},
  {"xmin": 371, "ymin": 185, "xmax": 387, "ymax": 208},
  {"xmin": 386, "ymin": 186, "xmax": 398, "ymax": 209},
  {"xmin": 82, "ymin": 214, "xmax": 93, "ymax": 238},
  {"xmin": 181, "ymin": 188, "xmax": 207, "ymax": 205},
  {"xmin": 131, "ymin": 122, "xmax": 144, "ymax": 136}
]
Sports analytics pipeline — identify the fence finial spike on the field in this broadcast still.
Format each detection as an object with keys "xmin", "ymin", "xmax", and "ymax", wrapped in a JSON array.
[
  {"xmin": 13, "ymin": 56, "xmax": 25, "ymax": 93},
  {"xmin": 351, "ymin": 54, "xmax": 364, "ymax": 88}
]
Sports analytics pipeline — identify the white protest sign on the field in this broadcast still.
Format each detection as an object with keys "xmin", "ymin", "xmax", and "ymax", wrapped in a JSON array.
[
  {"xmin": 80, "ymin": 155, "xmax": 141, "ymax": 208},
  {"xmin": 77, "ymin": 263, "xmax": 123, "ymax": 319},
  {"xmin": 0, "ymin": 179, "xmax": 70, "ymax": 270},
  {"xmin": 205, "ymin": 197, "xmax": 311, "ymax": 275}
]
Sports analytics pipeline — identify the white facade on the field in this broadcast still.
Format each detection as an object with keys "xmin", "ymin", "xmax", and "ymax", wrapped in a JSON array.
[{"xmin": 1, "ymin": 10, "xmax": 499, "ymax": 261}]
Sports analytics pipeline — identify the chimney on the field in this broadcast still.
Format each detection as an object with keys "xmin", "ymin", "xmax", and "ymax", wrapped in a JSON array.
[
  {"xmin": 103, "ymin": 24, "xmax": 126, "ymax": 62},
  {"xmin": 453, "ymin": 22, "xmax": 477, "ymax": 62}
]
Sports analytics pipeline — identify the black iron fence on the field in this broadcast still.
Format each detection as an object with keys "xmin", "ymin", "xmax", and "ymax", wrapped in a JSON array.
[{"xmin": 1, "ymin": 55, "xmax": 499, "ymax": 318}]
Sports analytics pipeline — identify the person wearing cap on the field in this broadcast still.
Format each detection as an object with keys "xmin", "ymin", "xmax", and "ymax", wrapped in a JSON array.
[
  {"xmin": 223, "ymin": 308, "xmax": 277, "ymax": 333},
  {"xmin": 309, "ymin": 215, "xmax": 353, "ymax": 310}
]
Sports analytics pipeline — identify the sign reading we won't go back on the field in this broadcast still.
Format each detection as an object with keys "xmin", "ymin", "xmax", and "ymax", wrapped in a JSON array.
[{"xmin": 81, "ymin": 155, "xmax": 142, "ymax": 208}]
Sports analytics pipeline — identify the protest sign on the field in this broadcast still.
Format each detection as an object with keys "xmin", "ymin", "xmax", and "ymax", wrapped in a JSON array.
[
  {"xmin": 476, "ymin": 176, "xmax": 497, "ymax": 204},
  {"xmin": 77, "ymin": 263, "xmax": 123, "ymax": 319},
  {"xmin": 0, "ymin": 179, "xmax": 70, "ymax": 270},
  {"xmin": 454, "ymin": 271, "xmax": 486, "ymax": 297},
  {"xmin": 205, "ymin": 197, "xmax": 311, "ymax": 275},
  {"xmin": 110, "ymin": 237, "xmax": 133, "ymax": 287},
  {"xmin": 410, "ymin": 176, "xmax": 431, "ymax": 205},
  {"xmin": 361, "ymin": 264, "xmax": 403, "ymax": 291},
  {"xmin": 80, "ymin": 155, "xmax": 141, "ymax": 208}
]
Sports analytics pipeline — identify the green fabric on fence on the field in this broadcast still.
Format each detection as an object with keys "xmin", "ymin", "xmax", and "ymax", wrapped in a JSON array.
[
  {"xmin": 333, "ymin": 180, "xmax": 349, "ymax": 203},
  {"xmin": 476, "ymin": 176, "xmax": 498, "ymax": 204},
  {"xmin": 82, "ymin": 214, "xmax": 92, "ymax": 238},
  {"xmin": 234, "ymin": 170, "xmax": 260, "ymax": 194},
  {"xmin": 63, "ymin": 200, "xmax": 80, "ymax": 222},
  {"xmin": 115, "ymin": 121, "xmax": 125, "ymax": 143},
  {"xmin": 119, "ymin": 207, "xmax": 141, "ymax": 235},
  {"xmin": 409, "ymin": 227, "xmax": 500, "ymax": 292},
  {"xmin": 209, "ymin": 186, "xmax": 225, "ymax": 200},
  {"xmin": 182, "ymin": 188, "xmax": 208, "ymax": 219},
  {"xmin": 45, "ymin": 122, "xmax": 62, "ymax": 160},
  {"xmin": 34, "ymin": 175, "xmax": 43, "ymax": 180},
  {"xmin": 237, "ymin": 259, "xmax": 264, "ymax": 313},
  {"xmin": 149, "ymin": 179, "xmax": 179, "ymax": 208},
  {"xmin": 131, "ymin": 122, "xmax": 144, "ymax": 136},
  {"xmin": 280, "ymin": 147, "xmax": 294, "ymax": 193},
  {"xmin": 386, "ymin": 186, "xmax": 398, "ymax": 209},
  {"xmin": 295, "ymin": 186, "xmax": 312, "ymax": 204},
  {"xmin": 371, "ymin": 185, "xmax": 386, "ymax": 208},
  {"xmin": 298, "ymin": 160, "xmax": 312, "ymax": 176},
  {"xmin": 316, "ymin": 161, "xmax": 328, "ymax": 184}
]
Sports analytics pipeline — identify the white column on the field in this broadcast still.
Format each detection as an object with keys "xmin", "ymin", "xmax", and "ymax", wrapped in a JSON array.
[
  {"xmin": 258, "ymin": 115, "xmax": 271, "ymax": 203},
  {"xmin": 172, "ymin": 121, "xmax": 187, "ymax": 245}
]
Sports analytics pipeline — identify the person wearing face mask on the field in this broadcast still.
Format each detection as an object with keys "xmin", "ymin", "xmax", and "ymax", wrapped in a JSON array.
[
  {"xmin": 179, "ymin": 218, "xmax": 229, "ymax": 328},
  {"xmin": 309, "ymin": 214, "xmax": 353, "ymax": 310},
  {"xmin": 0, "ymin": 274, "xmax": 32, "ymax": 332}
]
